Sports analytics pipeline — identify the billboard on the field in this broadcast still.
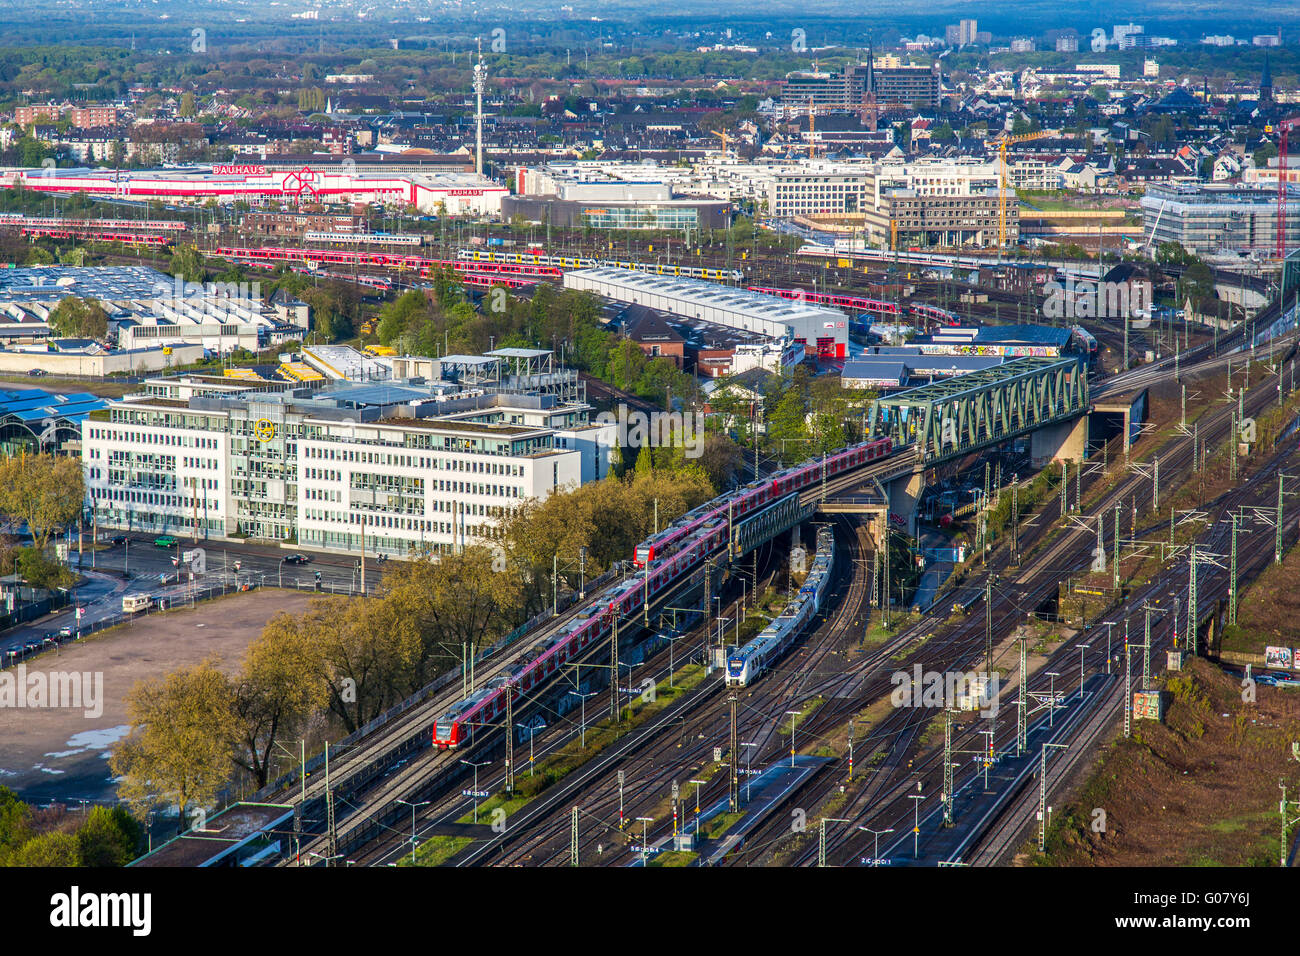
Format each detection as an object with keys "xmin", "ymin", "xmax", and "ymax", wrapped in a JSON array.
[{"xmin": 1264, "ymin": 646, "xmax": 1294, "ymax": 669}]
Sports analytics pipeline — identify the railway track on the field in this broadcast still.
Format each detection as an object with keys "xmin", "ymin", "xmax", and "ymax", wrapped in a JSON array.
[{"xmin": 791, "ymin": 353, "xmax": 1300, "ymax": 867}]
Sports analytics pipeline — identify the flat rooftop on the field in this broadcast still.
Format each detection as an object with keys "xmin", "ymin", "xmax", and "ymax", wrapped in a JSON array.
[
  {"xmin": 566, "ymin": 267, "xmax": 847, "ymax": 324},
  {"xmin": 131, "ymin": 802, "xmax": 293, "ymax": 868}
]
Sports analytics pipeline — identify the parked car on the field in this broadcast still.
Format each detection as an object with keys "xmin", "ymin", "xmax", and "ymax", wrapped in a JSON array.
[
  {"xmin": 58, "ymin": 626, "xmax": 73, "ymax": 638},
  {"xmin": 154, "ymin": 535, "xmax": 177, "ymax": 548},
  {"xmin": 26, "ymin": 368, "xmax": 47, "ymax": 377},
  {"xmin": 110, "ymin": 535, "xmax": 127, "ymax": 545}
]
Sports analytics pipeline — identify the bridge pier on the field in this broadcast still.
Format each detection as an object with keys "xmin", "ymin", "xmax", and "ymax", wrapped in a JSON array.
[
  {"xmin": 1031, "ymin": 413, "xmax": 1088, "ymax": 467},
  {"xmin": 885, "ymin": 467, "xmax": 927, "ymax": 539},
  {"xmin": 1093, "ymin": 388, "xmax": 1148, "ymax": 458}
]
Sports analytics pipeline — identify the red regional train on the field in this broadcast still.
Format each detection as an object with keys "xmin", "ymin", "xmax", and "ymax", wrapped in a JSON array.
[{"xmin": 432, "ymin": 436, "xmax": 893, "ymax": 749}]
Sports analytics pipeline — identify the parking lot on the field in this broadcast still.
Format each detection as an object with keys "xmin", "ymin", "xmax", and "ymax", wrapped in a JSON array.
[{"xmin": 0, "ymin": 588, "xmax": 320, "ymax": 806}]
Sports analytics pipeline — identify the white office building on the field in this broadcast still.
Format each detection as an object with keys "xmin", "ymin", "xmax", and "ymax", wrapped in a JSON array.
[{"xmin": 83, "ymin": 375, "xmax": 588, "ymax": 556}]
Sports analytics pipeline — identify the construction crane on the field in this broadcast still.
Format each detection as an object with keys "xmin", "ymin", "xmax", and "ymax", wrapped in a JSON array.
[
  {"xmin": 984, "ymin": 129, "xmax": 1051, "ymax": 250},
  {"xmin": 708, "ymin": 128, "xmax": 731, "ymax": 155},
  {"xmin": 1272, "ymin": 117, "xmax": 1300, "ymax": 260},
  {"xmin": 808, "ymin": 100, "xmax": 816, "ymax": 160}
]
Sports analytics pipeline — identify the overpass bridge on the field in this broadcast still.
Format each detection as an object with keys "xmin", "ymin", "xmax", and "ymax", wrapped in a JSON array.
[{"xmin": 865, "ymin": 356, "xmax": 1090, "ymax": 469}]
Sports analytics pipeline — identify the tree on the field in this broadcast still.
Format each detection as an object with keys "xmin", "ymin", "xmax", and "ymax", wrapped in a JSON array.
[
  {"xmin": 231, "ymin": 613, "xmax": 328, "ymax": 788},
  {"xmin": 0, "ymin": 453, "xmax": 84, "ymax": 552},
  {"xmin": 376, "ymin": 289, "xmax": 429, "ymax": 348},
  {"xmin": 178, "ymin": 92, "xmax": 196, "ymax": 118},
  {"xmin": 168, "ymin": 244, "xmax": 205, "ymax": 284},
  {"xmin": 1182, "ymin": 260, "xmax": 1217, "ymax": 309},
  {"xmin": 110, "ymin": 661, "xmax": 237, "ymax": 831},
  {"xmin": 697, "ymin": 432, "xmax": 744, "ymax": 491},
  {"xmin": 47, "ymin": 296, "xmax": 109, "ymax": 340},
  {"xmin": 315, "ymin": 596, "xmax": 422, "ymax": 733},
  {"xmin": 15, "ymin": 547, "xmax": 76, "ymax": 591},
  {"xmin": 77, "ymin": 806, "xmax": 143, "ymax": 867},
  {"xmin": 1155, "ymin": 241, "xmax": 1197, "ymax": 266},
  {"xmin": 379, "ymin": 549, "xmax": 522, "ymax": 687},
  {"xmin": 0, "ymin": 786, "xmax": 32, "ymax": 864},
  {"xmin": 10, "ymin": 831, "xmax": 81, "ymax": 867}
]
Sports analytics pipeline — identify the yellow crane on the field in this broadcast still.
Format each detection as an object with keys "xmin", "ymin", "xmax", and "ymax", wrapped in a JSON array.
[
  {"xmin": 984, "ymin": 129, "xmax": 1051, "ymax": 249},
  {"xmin": 709, "ymin": 128, "xmax": 730, "ymax": 155}
]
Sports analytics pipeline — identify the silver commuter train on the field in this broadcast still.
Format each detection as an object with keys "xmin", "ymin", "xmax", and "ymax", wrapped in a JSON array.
[{"xmin": 725, "ymin": 526, "xmax": 835, "ymax": 687}]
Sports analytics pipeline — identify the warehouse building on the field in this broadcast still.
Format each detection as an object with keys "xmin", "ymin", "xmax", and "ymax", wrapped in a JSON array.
[
  {"xmin": 564, "ymin": 267, "xmax": 849, "ymax": 358},
  {"xmin": 1, "ymin": 164, "xmax": 506, "ymax": 216},
  {"xmin": 0, "ymin": 266, "xmax": 306, "ymax": 355}
]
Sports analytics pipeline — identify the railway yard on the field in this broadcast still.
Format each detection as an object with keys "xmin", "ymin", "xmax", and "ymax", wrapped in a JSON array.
[
  {"xmin": 4, "ymin": 212, "xmax": 1296, "ymax": 874},
  {"xmin": 217, "ymin": 309, "xmax": 1300, "ymax": 869}
]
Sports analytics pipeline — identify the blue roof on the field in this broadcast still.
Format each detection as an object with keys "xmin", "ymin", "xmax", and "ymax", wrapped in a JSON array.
[
  {"xmin": 971, "ymin": 325, "xmax": 1072, "ymax": 347},
  {"xmin": 0, "ymin": 388, "xmax": 106, "ymax": 424},
  {"xmin": 926, "ymin": 324, "xmax": 1071, "ymax": 348}
]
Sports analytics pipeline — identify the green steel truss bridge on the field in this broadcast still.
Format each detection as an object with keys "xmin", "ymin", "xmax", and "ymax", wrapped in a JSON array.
[{"xmin": 866, "ymin": 357, "xmax": 1089, "ymax": 466}]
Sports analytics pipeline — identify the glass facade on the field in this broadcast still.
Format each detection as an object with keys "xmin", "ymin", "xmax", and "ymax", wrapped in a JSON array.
[{"xmin": 581, "ymin": 205, "xmax": 700, "ymax": 230}]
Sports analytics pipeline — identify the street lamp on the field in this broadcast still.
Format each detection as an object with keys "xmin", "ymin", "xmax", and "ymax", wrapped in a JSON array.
[
  {"xmin": 396, "ymin": 798, "xmax": 429, "ymax": 865},
  {"xmin": 785, "ymin": 710, "xmax": 801, "ymax": 768},
  {"xmin": 857, "ymin": 825, "xmax": 894, "ymax": 866},
  {"xmin": 1076, "ymin": 644, "xmax": 1091, "ymax": 696},
  {"xmin": 688, "ymin": 778, "xmax": 706, "ymax": 832},
  {"xmin": 635, "ymin": 816, "xmax": 655, "ymax": 867},
  {"xmin": 1100, "ymin": 621, "xmax": 1117, "ymax": 674},
  {"xmin": 460, "ymin": 758, "xmax": 489, "ymax": 823},
  {"xmin": 516, "ymin": 722, "xmax": 537, "ymax": 776},
  {"xmin": 909, "ymin": 782, "xmax": 924, "ymax": 860},
  {"xmin": 570, "ymin": 690, "xmax": 598, "ymax": 747},
  {"xmin": 741, "ymin": 741, "xmax": 758, "ymax": 801}
]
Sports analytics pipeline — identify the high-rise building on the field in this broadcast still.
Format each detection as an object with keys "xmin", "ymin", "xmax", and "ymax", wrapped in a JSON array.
[
  {"xmin": 1113, "ymin": 23, "xmax": 1144, "ymax": 46},
  {"xmin": 1010, "ymin": 38, "xmax": 1035, "ymax": 52},
  {"xmin": 1055, "ymin": 35, "xmax": 1079, "ymax": 53},
  {"xmin": 784, "ymin": 57, "xmax": 941, "ymax": 111},
  {"xmin": 944, "ymin": 19, "xmax": 978, "ymax": 47}
]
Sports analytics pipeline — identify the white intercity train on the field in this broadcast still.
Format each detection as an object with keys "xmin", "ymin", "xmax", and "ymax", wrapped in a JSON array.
[{"xmin": 725, "ymin": 526, "xmax": 835, "ymax": 687}]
